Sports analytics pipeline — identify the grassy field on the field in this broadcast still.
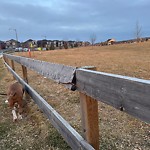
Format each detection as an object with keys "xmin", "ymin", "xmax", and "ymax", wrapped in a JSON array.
[{"xmin": 0, "ymin": 42, "xmax": 150, "ymax": 150}]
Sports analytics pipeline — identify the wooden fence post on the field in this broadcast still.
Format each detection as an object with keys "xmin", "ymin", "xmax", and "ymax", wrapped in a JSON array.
[
  {"xmin": 11, "ymin": 60, "xmax": 15, "ymax": 80},
  {"xmin": 79, "ymin": 66, "xmax": 99, "ymax": 150},
  {"xmin": 3, "ymin": 55, "xmax": 6, "ymax": 62},
  {"xmin": 21, "ymin": 65, "xmax": 29, "ymax": 100},
  {"xmin": 5, "ymin": 57, "xmax": 10, "ymax": 72},
  {"xmin": 21, "ymin": 65, "xmax": 28, "ymax": 83}
]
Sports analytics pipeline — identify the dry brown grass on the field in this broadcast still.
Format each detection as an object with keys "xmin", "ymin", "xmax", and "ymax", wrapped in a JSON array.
[
  {"xmin": 20, "ymin": 41, "xmax": 150, "ymax": 79},
  {"xmin": 0, "ymin": 41, "xmax": 150, "ymax": 150}
]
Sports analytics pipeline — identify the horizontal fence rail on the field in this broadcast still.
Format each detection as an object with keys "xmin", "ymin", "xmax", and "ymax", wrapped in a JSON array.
[
  {"xmin": 3, "ymin": 53, "xmax": 76, "ymax": 90},
  {"xmin": 76, "ymin": 69, "xmax": 150, "ymax": 123},
  {"xmin": 4, "ymin": 61, "xmax": 95, "ymax": 150}
]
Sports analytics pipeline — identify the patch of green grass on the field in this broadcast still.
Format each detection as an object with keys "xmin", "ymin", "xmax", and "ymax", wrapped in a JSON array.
[
  {"xmin": 0, "ymin": 122, "xmax": 16, "ymax": 140},
  {"xmin": 45, "ymin": 125, "xmax": 71, "ymax": 150},
  {"xmin": 1, "ymin": 102, "xmax": 8, "ymax": 109},
  {"xmin": 100, "ymin": 137, "xmax": 118, "ymax": 150}
]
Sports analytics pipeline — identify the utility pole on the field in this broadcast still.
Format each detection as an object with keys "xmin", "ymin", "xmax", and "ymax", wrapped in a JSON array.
[
  {"xmin": 14, "ymin": 29, "xmax": 18, "ymax": 42},
  {"xmin": 9, "ymin": 28, "xmax": 19, "ymax": 48},
  {"xmin": 41, "ymin": 35, "xmax": 47, "ymax": 50},
  {"xmin": 9, "ymin": 28, "xmax": 18, "ymax": 41}
]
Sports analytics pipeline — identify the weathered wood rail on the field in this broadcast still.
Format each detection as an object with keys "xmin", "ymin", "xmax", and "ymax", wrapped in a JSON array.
[
  {"xmin": 3, "ymin": 53, "xmax": 150, "ymax": 150},
  {"xmin": 76, "ymin": 69, "xmax": 150, "ymax": 123}
]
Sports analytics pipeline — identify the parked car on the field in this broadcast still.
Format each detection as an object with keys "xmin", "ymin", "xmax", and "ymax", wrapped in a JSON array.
[
  {"xmin": 23, "ymin": 48, "xmax": 28, "ymax": 51},
  {"xmin": 42, "ymin": 47, "xmax": 46, "ymax": 50},
  {"xmin": 15, "ymin": 47, "xmax": 23, "ymax": 52}
]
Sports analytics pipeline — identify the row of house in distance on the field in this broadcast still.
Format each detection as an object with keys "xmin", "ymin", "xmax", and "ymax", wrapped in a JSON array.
[
  {"xmin": 0, "ymin": 39, "xmax": 90, "ymax": 51},
  {"xmin": 1, "ymin": 37, "xmax": 150, "ymax": 51},
  {"xmin": 96, "ymin": 37, "xmax": 150, "ymax": 46}
]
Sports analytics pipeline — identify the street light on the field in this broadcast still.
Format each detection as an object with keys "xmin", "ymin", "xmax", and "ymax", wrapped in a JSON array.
[
  {"xmin": 9, "ymin": 28, "xmax": 18, "ymax": 42},
  {"xmin": 9, "ymin": 28, "xmax": 19, "ymax": 48},
  {"xmin": 41, "ymin": 35, "xmax": 47, "ymax": 50}
]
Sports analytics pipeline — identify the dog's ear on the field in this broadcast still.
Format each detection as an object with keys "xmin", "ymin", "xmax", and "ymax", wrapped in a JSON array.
[{"xmin": 12, "ymin": 92, "xmax": 16, "ymax": 97}]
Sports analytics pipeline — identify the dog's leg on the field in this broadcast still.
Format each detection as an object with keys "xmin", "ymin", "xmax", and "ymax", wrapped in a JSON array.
[
  {"xmin": 18, "ymin": 101, "xmax": 23, "ymax": 120},
  {"xmin": 5, "ymin": 99, "xmax": 8, "ymax": 103},
  {"xmin": 12, "ymin": 108, "xmax": 17, "ymax": 122},
  {"xmin": 18, "ymin": 113, "xmax": 23, "ymax": 120}
]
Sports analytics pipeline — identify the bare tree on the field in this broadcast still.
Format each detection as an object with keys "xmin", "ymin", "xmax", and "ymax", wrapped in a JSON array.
[
  {"xmin": 135, "ymin": 21, "xmax": 142, "ymax": 42},
  {"xmin": 90, "ymin": 33, "xmax": 97, "ymax": 46}
]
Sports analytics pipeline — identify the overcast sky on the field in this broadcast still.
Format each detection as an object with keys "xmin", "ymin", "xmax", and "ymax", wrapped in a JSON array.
[{"xmin": 0, "ymin": 0, "xmax": 150, "ymax": 42}]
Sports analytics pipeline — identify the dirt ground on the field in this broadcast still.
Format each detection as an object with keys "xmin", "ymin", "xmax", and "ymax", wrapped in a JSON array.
[{"xmin": 0, "ymin": 42, "xmax": 150, "ymax": 150}]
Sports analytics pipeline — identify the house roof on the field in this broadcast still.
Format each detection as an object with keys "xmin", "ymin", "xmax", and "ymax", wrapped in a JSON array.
[
  {"xmin": 23, "ymin": 39, "xmax": 34, "ymax": 43},
  {"xmin": 6, "ymin": 39, "xmax": 20, "ymax": 43},
  {"xmin": 0, "ymin": 40, "xmax": 4, "ymax": 43},
  {"xmin": 107, "ymin": 38, "xmax": 116, "ymax": 42}
]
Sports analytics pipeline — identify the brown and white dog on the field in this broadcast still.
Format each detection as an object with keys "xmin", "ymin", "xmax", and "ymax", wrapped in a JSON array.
[{"xmin": 6, "ymin": 82, "xmax": 24, "ymax": 122}]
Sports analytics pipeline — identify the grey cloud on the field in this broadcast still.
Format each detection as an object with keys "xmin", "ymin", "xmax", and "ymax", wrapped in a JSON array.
[{"xmin": 0, "ymin": 0, "xmax": 150, "ymax": 41}]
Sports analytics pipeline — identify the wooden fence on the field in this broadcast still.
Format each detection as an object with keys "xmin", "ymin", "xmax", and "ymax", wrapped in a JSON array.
[{"xmin": 3, "ymin": 53, "xmax": 150, "ymax": 150}]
